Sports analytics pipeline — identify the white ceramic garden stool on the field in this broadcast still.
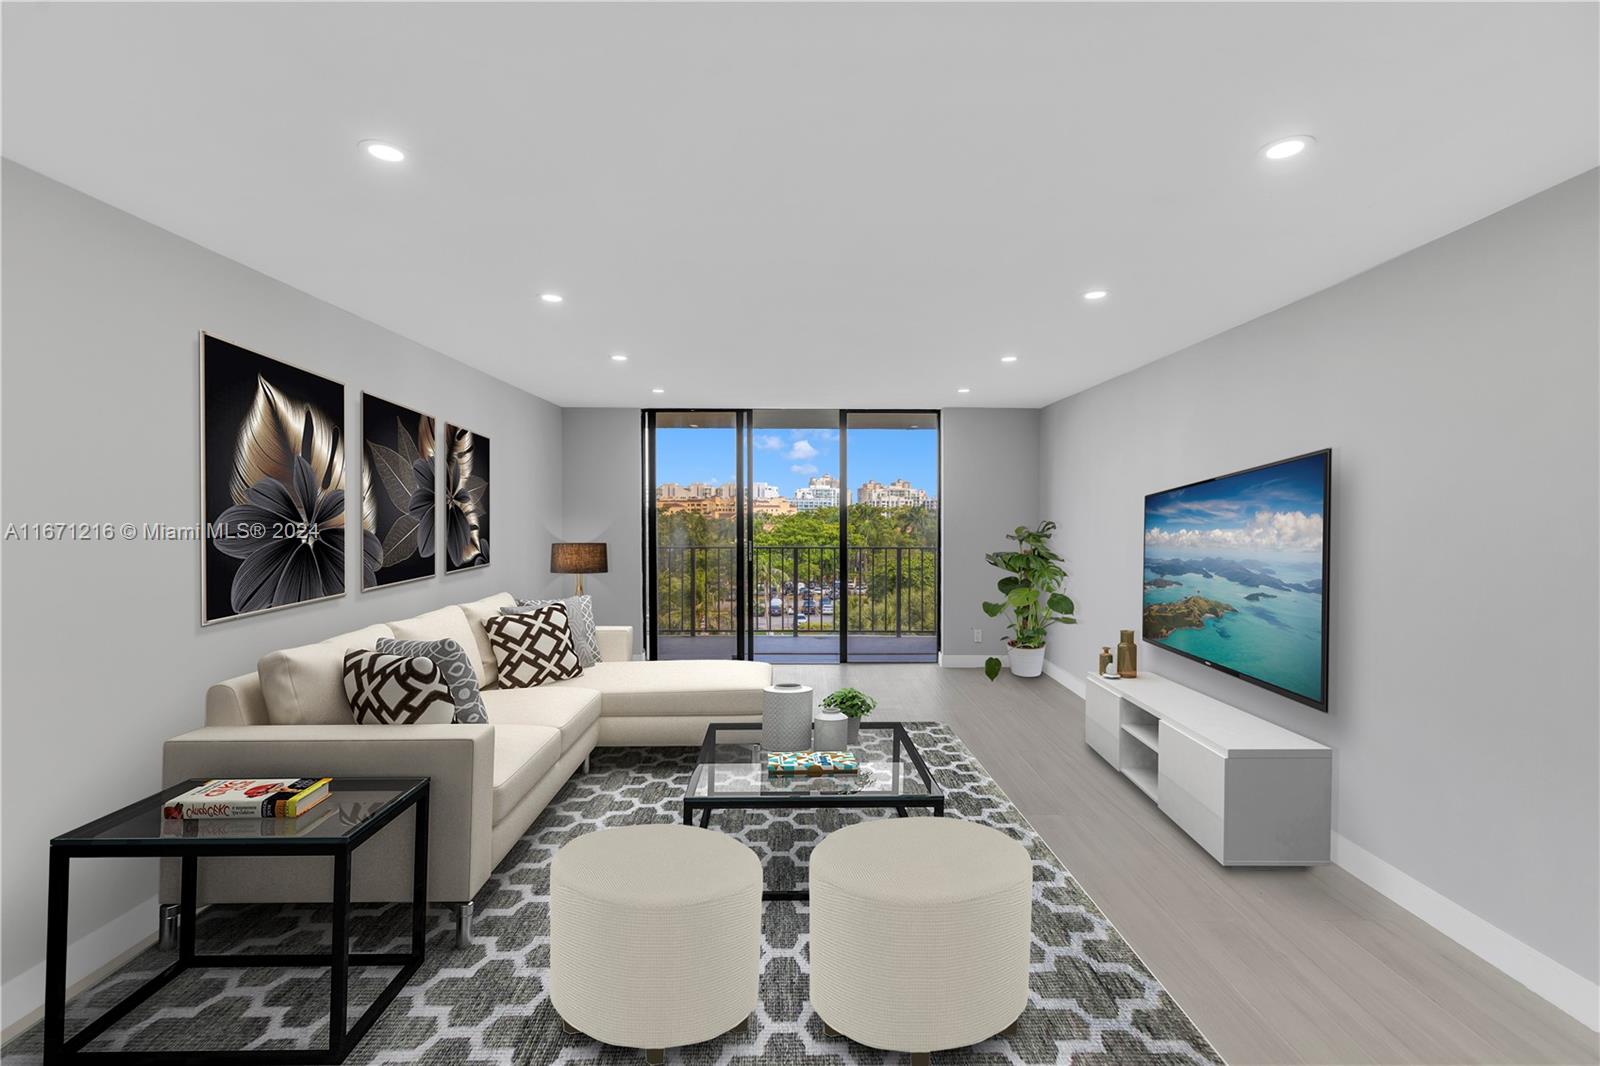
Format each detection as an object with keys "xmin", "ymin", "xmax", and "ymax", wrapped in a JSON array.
[
  {"xmin": 550, "ymin": 823, "xmax": 762, "ymax": 1065},
  {"xmin": 809, "ymin": 818, "xmax": 1032, "ymax": 1066}
]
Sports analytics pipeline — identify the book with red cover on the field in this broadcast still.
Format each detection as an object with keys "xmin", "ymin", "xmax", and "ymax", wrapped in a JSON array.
[{"xmin": 162, "ymin": 778, "xmax": 332, "ymax": 820}]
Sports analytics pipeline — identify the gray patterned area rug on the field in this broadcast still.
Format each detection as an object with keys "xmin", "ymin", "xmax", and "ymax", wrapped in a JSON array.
[{"xmin": 3, "ymin": 724, "xmax": 1222, "ymax": 1066}]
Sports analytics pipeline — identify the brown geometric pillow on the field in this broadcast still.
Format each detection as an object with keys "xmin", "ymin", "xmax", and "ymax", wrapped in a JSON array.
[
  {"xmin": 482, "ymin": 603, "xmax": 584, "ymax": 688},
  {"xmin": 342, "ymin": 650, "xmax": 456, "ymax": 725}
]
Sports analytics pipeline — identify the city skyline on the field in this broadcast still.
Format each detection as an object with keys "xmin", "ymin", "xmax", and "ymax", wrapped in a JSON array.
[{"xmin": 655, "ymin": 426, "xmax": 938, "ymax": 500}]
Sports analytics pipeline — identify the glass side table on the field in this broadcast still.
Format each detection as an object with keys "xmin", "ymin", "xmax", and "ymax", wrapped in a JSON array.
[{"xmin": 45, "ymin": 776, "xmax": 430, "ymax": 1065}]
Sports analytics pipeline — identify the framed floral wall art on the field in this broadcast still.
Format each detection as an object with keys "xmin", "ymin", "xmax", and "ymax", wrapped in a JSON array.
[
  {"xmin": 361, "ymin": 393, "xmax": 437, "ymax": 589},
  {"xmin": 443, "ymin": 423, "xmax": 490, "ymax": 571},
  {"xmin": 200, "ymin": 333, "xmax": 376, "ymax": 623}
]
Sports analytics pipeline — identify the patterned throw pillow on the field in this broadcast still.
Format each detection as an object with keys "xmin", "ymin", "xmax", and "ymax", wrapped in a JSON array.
[
  {"xmin": 342, "ymin": 650, "xmax": 456, "ymax": 725},
  {"xmin": 375, "ymin": 637, "xmax": 488, "ymax": 724},
  {"xmin": 508, "ymin": 594, "xmax": 600, "ymax": 666},
  {"xmin": 483, "ymin": 603, "xmax": 584, "ymax": 688}
]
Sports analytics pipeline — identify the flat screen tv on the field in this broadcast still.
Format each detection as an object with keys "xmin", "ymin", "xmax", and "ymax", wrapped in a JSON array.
[{"xmin": 1143, "ymin": 449, "xmax": 1330, "ymax": 710}]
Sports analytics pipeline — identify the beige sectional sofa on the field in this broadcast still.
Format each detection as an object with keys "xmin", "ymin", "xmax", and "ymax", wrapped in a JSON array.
[{"xmin": 162, "ymin": 592, "xmax": 771, "ymax": 941}]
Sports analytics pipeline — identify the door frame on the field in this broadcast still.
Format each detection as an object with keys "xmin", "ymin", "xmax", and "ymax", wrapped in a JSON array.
[
  {"xmin": 642, "ymin": 409, "xmax": 748, "ymax": 660},
  {"xmin": 643, "ymin": 408, "xmax": 940, "ymax": 663},
  {"xmin": 839, "ymin": 409, "xmax": 942, "ymax": 663}
]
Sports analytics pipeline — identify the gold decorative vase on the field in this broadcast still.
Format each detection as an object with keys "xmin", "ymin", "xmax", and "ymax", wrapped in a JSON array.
[
  {"xmin": 1116, "ymin": 630, "xmax": 1138, "ymax": 678},
  {"xmin": 1098, "ymin": 646, "xmax": 1114, "ymax": 676}
]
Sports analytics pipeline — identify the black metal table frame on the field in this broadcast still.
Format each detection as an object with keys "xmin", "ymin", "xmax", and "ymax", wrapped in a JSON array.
[
  {"xmin": 44, "ymin": 779, "xmax": 430, "ymax": 1066},
  {"xmin": 682, "ymin": 721, "xmax": 944, "ymax": 901}
]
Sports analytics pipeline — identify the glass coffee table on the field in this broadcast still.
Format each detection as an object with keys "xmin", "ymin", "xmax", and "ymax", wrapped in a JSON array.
[{"xmin": 683, "ymin": 722, "xmax": 944, "ymax": 900}]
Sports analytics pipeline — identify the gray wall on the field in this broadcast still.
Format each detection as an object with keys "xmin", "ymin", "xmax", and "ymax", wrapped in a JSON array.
[
  {"xmin": 0, "ymin": 161, "xmax": 567, "ymax": 1022},
  {"xmin": 561, "ymin": 408, "xmax": 645, "ymax": 654},
  {"xmin": 939, "ymin": 409, "xmax": 1041, "ymax": 661},
  {"xmin": 1039, "ymin": 170, "xmax": 1599, "ymax": 984}
]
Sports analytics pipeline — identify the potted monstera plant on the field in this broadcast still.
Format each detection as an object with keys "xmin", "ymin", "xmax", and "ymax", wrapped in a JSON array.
[{"xmin": 982, "ymin": 520, "xmax": 1076, "ymax": 680}]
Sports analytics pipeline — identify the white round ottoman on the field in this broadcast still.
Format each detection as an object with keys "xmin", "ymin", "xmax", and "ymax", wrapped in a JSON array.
[
  {"xmin": 810, "ymin": 818, "xmax": 1031, "ymax": 1064},
  {"xmin": 550, "ymin": 824, "xmax": 761, "ymax": 1063}
]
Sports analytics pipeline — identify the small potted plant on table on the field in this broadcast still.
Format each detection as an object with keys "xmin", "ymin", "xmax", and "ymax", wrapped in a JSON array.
[{"xmin": 820, "ymin": 687, "xmax": 878, "ymax": 745}]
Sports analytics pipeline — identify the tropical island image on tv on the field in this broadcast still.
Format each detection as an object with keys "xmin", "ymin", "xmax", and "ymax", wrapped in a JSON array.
[{"xmin": 1143, "ymin": 451, "xmax": 1328, "ymax": 706}]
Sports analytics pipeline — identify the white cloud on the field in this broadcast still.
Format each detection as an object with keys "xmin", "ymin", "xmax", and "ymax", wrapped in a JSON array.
[
  {"xmin": 786, "ymin": 440, "xmax": 819, "ymax": 461},
  {"xmin": 755, "ymin": 434, "xmax": 784, "ymax": 451},
  {"xmin": 1145, "ymin": 510, "xmax": 1323, "ymax": 553},
  {"xmin": 791, "ymin": 463, "xmax": 818, "ymax": 476}
]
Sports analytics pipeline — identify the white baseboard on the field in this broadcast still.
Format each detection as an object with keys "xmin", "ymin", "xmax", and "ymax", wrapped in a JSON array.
[
  {"xmin": 1331, "ymin": 833, "xmax": 1599, "ymax": 1031},
  {"xmin": 938, "ymin": 653, "xmax": 1004, "ymax": 668},
  {"xmin": 1032, "ymin": 661, "xmax": 1595, "ymax": 1031},
  {"xmin": 1, "ymin": 895, "xmax": 159, "ymax": 1038},
  {"xmin": 1041, "ymin": 658, "xmax": 1085, "ymax": 697}
]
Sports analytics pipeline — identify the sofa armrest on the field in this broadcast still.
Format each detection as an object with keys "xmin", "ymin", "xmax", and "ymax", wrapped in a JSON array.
[
  {"xmin": 162, "ymin": 724, "xmax": 495, "ymax": 903},
  {"xmin": 596, "ymin": 625, "xmax": 634, "ymax": 662}
]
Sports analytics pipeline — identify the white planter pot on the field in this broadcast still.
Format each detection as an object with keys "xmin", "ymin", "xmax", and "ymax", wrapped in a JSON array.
[
  {"xmin": 1008, "ymin": 644, "xmax": 1046, "ymax": 678},
  {"xmin": 813, "ymin": 711, "xmax": 850, "ymax": 751},
  {"xmin": 763, "ymin": 683, "xmax": 814, "ymax": 751}
]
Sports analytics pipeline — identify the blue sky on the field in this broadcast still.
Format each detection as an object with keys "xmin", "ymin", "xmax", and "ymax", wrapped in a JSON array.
[
  {"xmin": 656, "ymin": 427, "xmax": 938, "ymax": 499},
  {"xmin": 1145, "ymin": 452, "xmax": 1326, "ymax": 555}
]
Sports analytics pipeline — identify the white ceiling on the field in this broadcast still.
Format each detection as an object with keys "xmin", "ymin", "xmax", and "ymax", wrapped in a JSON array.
[{"xmin": 5, "ymin": 2, "xmax": 1596, "ymax": 409}]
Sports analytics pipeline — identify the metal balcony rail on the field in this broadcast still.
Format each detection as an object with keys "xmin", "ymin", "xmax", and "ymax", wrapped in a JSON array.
[{"xmin": 655, "ymin": 545, "xmax": 937, "ymax": 638}]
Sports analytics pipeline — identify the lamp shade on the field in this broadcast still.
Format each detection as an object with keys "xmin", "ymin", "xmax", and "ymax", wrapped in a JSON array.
[{"xmin": 551, "ymin": 542, "xmax": 609, "ymax": 575}]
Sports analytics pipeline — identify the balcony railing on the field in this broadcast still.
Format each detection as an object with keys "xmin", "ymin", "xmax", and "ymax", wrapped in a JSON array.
[{"xmin": 655, "ymin": 545, "xmax": 937, "ymax": 638}]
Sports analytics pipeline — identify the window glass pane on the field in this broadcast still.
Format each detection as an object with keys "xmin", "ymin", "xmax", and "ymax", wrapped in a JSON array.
[
  {"xmin": 845, "ymin": 413, "xmax": 939, "ymax": 662},
  {"xmin": 652, "ymin": 413, "xmax": 739, "ymax": 659},
  {"xmin": 750, "ymin": 410, "xmax": 841, "ymax": 663}
]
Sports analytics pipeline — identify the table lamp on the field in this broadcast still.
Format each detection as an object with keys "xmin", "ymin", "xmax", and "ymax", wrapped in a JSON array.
[{"xmin": 551, "ymin": 542, "xmax": 608, "ymax": 595}]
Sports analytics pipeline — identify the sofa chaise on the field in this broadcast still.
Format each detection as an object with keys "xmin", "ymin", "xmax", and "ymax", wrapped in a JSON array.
[{"xmin": 162, "ymin": 592, "xmax": 772, "ymax": 942}]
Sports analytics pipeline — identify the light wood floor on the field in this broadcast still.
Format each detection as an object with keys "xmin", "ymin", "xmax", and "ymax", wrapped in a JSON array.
[{"xmin": 775, "ymin": 662, "xmax": 1600, "ymax": 1066}]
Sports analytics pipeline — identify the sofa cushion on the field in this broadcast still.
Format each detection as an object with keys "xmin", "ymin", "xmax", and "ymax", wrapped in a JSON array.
[
  {"xmin": 342, "ymin": 650, "xmax": 456, "ymax": 726},
  {"xmin": 484, "ymin": 606, "xmax": 584, "ymax": 688},
  {"xmin": 258, "ymin": 623, "xmax": 395, "ymax": 725},
  {"xmin": 387, "ymin": 606, "xmax": 487, "ymax": 686},
  {"xmin": 492, "ymin": 724, "xmax": 562, "ymax": 823},
  {"xmin": 482, "ymin": 686, "xmax": 601, "ymax": 754},
  {"xmin": 458, "ymin": 592, "xmax": 518, "ymax": 683},
  {"xmin": 550, "ymin": 660, "xmax": 771, "ymax": 718}
]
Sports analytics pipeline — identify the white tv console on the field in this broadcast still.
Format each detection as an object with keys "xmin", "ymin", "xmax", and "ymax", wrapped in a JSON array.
[{"xmin": 1084, "ymin": 672, "xmax": 1331, "ymax": 866}]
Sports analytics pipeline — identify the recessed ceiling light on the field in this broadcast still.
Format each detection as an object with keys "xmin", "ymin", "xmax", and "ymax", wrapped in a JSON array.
[
  {"xmin": 610, "ymin": 353, "xmax": 629, "ymax": 362},
  {"xmin": 1082, "ymin": 289, "xmax": 1109, "ymax": 301},
  {"xmin": 360, "ymin": 140, "xmax": 405, "ymax": 163},
  {"xmin": 1000, "ymin": 355, "xmax": 1018, "ymax": 364},
  {"xmin": 539, "ymin": 293, "xmax": 564, "ymax": 304},
  {"xmin": 1262, "ymin": 135, "xmax": 1314, "ymax": 161},
  {"xmin": 957, "ymin": 387, "xmax": 971, "ymax": 394},
  {"xmin": 652, "ymin": 388, "xmax": 666, "ymax": 394}
]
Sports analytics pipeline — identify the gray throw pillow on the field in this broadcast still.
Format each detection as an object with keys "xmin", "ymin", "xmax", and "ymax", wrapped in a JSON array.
[
  {"xmin": 376, "ymin": 636, "xmax": 489, "ymax": 724},
  {"xmin": 507, "ymin": 594, "xmax": 599, "ymax": 666}
]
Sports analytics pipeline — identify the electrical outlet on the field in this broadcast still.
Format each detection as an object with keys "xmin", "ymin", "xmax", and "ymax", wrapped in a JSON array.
[{"xmin": 972, "ymin": 627, "xmax": 983, "ymax": 644}]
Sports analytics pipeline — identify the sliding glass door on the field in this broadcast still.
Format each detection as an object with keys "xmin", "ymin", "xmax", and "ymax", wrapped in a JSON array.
[
  {"xmin": 646, "ymin": 411, "xmax": 745, "ymax": 661},
  {"xmin": 646, "ymin": 409, "xmax": 937, "ymax": 663},
  {"xmin": 749, "ymin": 410, "xmax": 843, "ymax": 663},
  {"xmin": 843, "ymin": 412, "xmax": 940, "ymax": 662}
]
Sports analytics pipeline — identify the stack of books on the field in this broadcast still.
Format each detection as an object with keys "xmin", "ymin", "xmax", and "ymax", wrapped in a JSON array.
[
  {"xmin": 767, "ymin": 751, "xmax": 859, "ymax": 776},
  {"xmin": 162, "ymin": 778, "xmax": 332, "ymax": 820}
]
